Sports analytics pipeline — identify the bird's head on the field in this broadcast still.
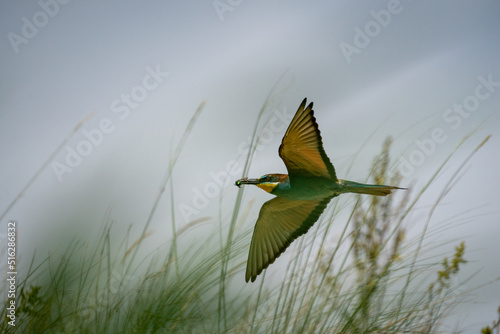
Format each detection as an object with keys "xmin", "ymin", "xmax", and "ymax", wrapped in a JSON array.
[{"xmin": 235, "ymin": 174, "xmax": 287, "ymax": 193}]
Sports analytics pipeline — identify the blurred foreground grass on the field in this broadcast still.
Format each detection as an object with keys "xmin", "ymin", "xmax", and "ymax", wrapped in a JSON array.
[{"xmin": 0, "ymin": 99, "xmax": 495, "ymax": 333}]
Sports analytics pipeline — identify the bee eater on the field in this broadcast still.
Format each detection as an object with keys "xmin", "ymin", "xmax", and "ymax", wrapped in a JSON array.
[{"xmin": 235, "ymin": 98, "xmax": 405, "ymax": 282}]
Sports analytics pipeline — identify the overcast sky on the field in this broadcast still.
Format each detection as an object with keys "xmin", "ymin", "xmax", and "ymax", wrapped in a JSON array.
[{"xmin": 1, "ymin": 1, "xmax": 499, "ymax": 330}]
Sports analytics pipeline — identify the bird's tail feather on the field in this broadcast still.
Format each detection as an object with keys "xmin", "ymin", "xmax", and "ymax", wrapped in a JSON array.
[{"xmin": 341, "ymin": 180, "xmax": 405, "ymax": 196}]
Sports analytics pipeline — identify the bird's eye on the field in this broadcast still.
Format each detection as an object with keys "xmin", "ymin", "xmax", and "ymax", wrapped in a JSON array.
[{"xmin": 260, "ymin": 175, "xmax": 270, "ymax": 182}]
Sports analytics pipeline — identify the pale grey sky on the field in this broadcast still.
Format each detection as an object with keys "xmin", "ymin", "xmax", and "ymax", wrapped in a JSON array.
[{"xmin": 1, "ymin": 1, "xmax": 499, "ymax": 330}]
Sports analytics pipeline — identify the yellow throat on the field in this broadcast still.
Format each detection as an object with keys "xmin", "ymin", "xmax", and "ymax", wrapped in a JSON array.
[{"xmin": 256, "ymin": 182, "xmax": 278, "ymax": 193}]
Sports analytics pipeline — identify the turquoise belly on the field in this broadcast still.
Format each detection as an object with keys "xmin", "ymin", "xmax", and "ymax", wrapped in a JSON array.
[{"xmin": 272, "ymin": 176, "xmax": 341, "ymax": 200}]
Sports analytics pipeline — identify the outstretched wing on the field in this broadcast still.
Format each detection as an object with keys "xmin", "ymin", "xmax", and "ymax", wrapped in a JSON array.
[
  {"xmin": 245, "ymin": 196, "xmax": 332, "ymax": 282},
  {"xmin": 279, "ymin": 98, "xmax": 337, "ymax": 181}
]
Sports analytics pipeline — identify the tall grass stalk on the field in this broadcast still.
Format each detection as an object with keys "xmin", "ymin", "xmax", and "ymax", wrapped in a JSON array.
[{"xmin": 218, "ymin": 73, "xmax": 293, "ymax": 332}]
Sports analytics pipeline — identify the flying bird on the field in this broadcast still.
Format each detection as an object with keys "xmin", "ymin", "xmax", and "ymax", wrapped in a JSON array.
[{"xmin": 236, "ymin": 98, "xmax": 405, "ymax": 282}]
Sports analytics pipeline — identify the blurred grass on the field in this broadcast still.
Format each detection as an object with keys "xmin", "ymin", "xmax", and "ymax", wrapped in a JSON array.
[
  {"xmin": 481, "ymin": 306, "xmax": 500, "ymax": 334},
  {"xmin": 0, "ymin": 98, "xmax": 494, "ymax": 333}
]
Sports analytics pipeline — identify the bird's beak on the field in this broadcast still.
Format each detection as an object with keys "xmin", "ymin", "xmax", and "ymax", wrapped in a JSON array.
[{"xmin": 235, "ymin": 178, "xmax": 260, "ymax": 188}]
